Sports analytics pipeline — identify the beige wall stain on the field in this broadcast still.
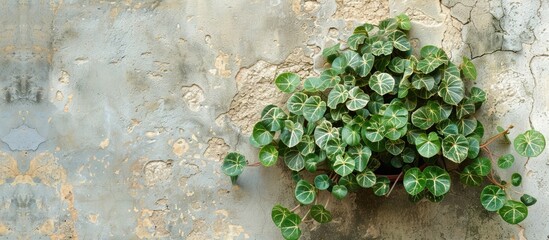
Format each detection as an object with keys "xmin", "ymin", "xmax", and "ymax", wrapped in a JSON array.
[{"xmin": 172, "ymin": 138, "xmax": 189, "ymax": 157}]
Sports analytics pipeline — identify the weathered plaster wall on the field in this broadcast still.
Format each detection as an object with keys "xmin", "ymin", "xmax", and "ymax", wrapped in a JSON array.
[{"xmin": 0, "ymin": 0, "xmax": 547, "ymax": 239}]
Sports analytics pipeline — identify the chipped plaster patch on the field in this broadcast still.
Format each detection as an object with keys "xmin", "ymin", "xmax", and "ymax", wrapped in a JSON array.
[
  {"xmin": 59, "ymin": 71, "xmax": 70, "ymax": 84},
  {"xmin": 135, "ymin": 209, "xmax": 170, "ymax": 239},
  {"xmin": 486, "ymin": 70, "xmax": 530, "ymax": 117},
  {"xmin": 99, "ymin": 138, "xmax": 110, "ymax": 149},
  {"xmin": 333, "ymin": 0, "xmax": 389, "ymax": 23},
  {"xmin": 181, "ymin": 85, "xmax": 205, "ymax": 112},
  {"xmin": 143, "ymin": 160, "xmax": 173, "ymax": 186},
  {"xmin": 204, "ymin": 137, "xmax": 230, "ymax": 161},
  {"xmin": 214, "ymin": 51, "xmax": 232, "ymax": 78},
  {"xmin": 172, "ymin": 138, "xmax": 190, "ymax": 157},
  {"xmin": 227, "ymin": 48, "xmax": 314, "ymax": 133}
]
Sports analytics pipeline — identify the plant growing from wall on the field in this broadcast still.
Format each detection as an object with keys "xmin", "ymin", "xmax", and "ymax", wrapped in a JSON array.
[{"xmin": 221, "ymin": 14, "xmax": 545, "ymax": 239}]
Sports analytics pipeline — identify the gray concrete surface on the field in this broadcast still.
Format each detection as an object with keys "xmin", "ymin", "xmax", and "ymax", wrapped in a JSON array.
[{"xmin": 0, "ymin": 0, "xmax": 547, "ymax": 239}]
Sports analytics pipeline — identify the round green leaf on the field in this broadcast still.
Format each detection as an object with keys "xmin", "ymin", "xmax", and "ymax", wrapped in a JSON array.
[
  {"xmin": 411, "ymin": 106, "xmax": 436, "ymax": 130},
  {"xmin": 287, "ymin": 92, "xmax": 308, "ymax": 115},
  {"xmin": 388, "ymin": 57, "xmax": 407, "ymax": 74},
  {"xmin": 371, "ymin": 41, "xmax": 393, "ymax": 56},
  {"xmin": 322, "ymin": 43, "xmax": 340, "ymax": 59},
  {"xmin": 320, "ymin": 69, "xmax": 341, "ymax": 88},
  {"xmin": 303, "ymin": 96, "xmax": 327, "ymax": 123},
  {"xmin": 520, "ymin": 194, "xmax": 537, "ymax": 206},
  {"xmin": 332, "ymin": 57, "xmax": 346, "ymax": 74},
  {"xmin": 480, "ymin": 185, "xmax": 506, "ymax": 211},
  {"xmin": 403, "ymin": 167, "xmax": 427, "ymax": 195},
  {"xmin": 442, "ymin": 134, "xmax": 469, "ymax": 163},
  {"xmin": 415, "ymin": 132, "xmax": 441, "ymax": 158},
  {"xmin": 511, "ymin": 173, "xmax": 522, "ymax": 186},
  {"xmin": 383, "ymin": 104, "xmax": 408, "ymax": 129},
  {"xmin": 372, "ymin": 176, "xmax": 390, "ymax": 196},
  {"xmin": 437, "ymin": 120, "xmax": 459, "ymax": 136},
  {"xmin": 348, "ymin": 34, "xmax": 366, "ymax": 51},
  {"xmin": 275, "ymin": 72, "xmax": 300, "ymax": 93},
  {"xmin": 396, "ymin": 13, "xmax": 411, "ymax": 30},
  {"xmin": 424, "ymin": 166, "xmax": 451, "ymax": 197},
  {"xmin": 221, "ymin": 152, "xmax": 247, "ymax": 177},
  {"xmin": 346, "ymin": 87, "xmax": 370, "ymax": 111},
  {"xmin": 457, "ymin": 117, "xmax": 477, "ymax": 136},
  {"xmin": 342, "ymin": 50, "xmax": 362, "ymax": 71},
  {"xmin": 272, "ymin": 205, "xmax": 291, "ymax": 227},
  {"xmin": 411, "ymin": 74, "xmax": 435, "ymax": 91},
  {"xmin": 310, "ymin": 205, "xmax": 333, "ymax": 223},
  {"xmin": 467, "ymin": 137, "xmax": 480, "ymax": 159},
  {"xmin": 401, "ymin": 147, "xmax": 416, "ymax": 163},
  {"xmin": 389, "ymin": 30, "xmax": 411, "ymax": 51},
  {"xmin": 497, "ymin": 154, "xmax": 515, "ymax": 169},
  {"xmin": 456, "ymin": 98, "xmax": 476, "ymax": 119},
  {"xmin": 297, "ymin": 135, "xmax": 316, "ymax": 156},
  {"xmin": 460, "ymin": 56, "xmax": 477, "ymax": 80},
  {"xmin": 514, "ymin": 130, "xmax": 546, "ymax": 157},
  {"xmin": 333, "ymin": 155, "xmax": 355, "ymax": 177},
  {"xmin": 303, "ymin": 77, "xmax": 327, "ymax": 92},
  {"xmin": 325, "ymin": 138, "xmax": 346, "ymax": 157},
  {"xmin": 314, "ymin": 120, "xmax": 339, "ymax": 149},
  {"xmin": 261, "ymin": 106, "xmax": 287, "ymax": 131},
  {"xmin": 498, "ymin": 200, "xmax": 528, "ymax": 224},
  {"xmin": 369, "ymin": 72, "xmax": 395, "ymax": 96},
  {"xmin": 357, "ymin": 53, "xmax": 375, "ymax": 77},
  {"xmin": 367, "ymin": 93, "xmax": 384, "ymax": 114},
  {"xmin": 438, "ymin": 63, "xmax": 464, "ymax": 105},
  {"xmin": 356, "ymin": 170, "xmax": 376, "ymax": 188},
  {"xmin": 314, "ymin": 174, "xmax": 331, "ymax": 190},
  {"xmin": 460, "ymin": 166, "xmax": 483, "ymax": 186},
  {"xmin": 332, "ymin": 185, "xmax": 348, "ymax": 200},
  {"xmin": 417, "ymin": 57, "xmax": 443, "ymax": 74},
  {"xmin": 295, "ymin": 180, "xmax": 316, "ymax": 205},
  {"xmin": 361, "ymin": 115, "xmax": 385, "ymax": 142},
  {"xmin": 342, "ymin": 124, "xmax": 361, "ymax": 146},
  {"xmin": 259, "ymin": 145, "xmax": 278, "ymax": 167},
  {"xmin": 420, "ymin": 45, "xmax": 441, "ymax": 58},
  {"xmin": 348, "ymin": 145, "xmax": 372, "ymax": 172},
  {"xmin": 252, "ymin": 121, "xmax": 274, "ymax": 146},
  {"xmin": 327, "ymin": 84, "xmax": 349, "ymax": 109},
  {"xmin": 280, "ymin": 212, "xmax": 302, "ymax": 240},
  {"xmin": 280, "ymin": 120, "xmax": 304, "ymax": 148},
  {"xmin": 284, "ymin": 150, "xmax": 305, "ymax": 172},
  {"xmin": 470, "ymin": 87, "xmax": 486, "ymax": 103},
  {"xmin": 386, "ymin": 139, "xmax": 405, "ymax": 155},
  {"xmin": 469, "ymin": 157, "xmax": 491, "ymax": 176}
]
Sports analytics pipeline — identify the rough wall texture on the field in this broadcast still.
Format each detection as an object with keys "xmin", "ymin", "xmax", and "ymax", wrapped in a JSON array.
[{"xmin": 0, "ymin": 0, "xmax": 547, "ymax": 239}]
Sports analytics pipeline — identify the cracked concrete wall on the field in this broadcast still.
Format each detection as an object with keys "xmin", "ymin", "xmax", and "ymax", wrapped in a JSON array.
[{"xmin": 0, "ymin": 0, "xmax": 547, "ymax": 239}]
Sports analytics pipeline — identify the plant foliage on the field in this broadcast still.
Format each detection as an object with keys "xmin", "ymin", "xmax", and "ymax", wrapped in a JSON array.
[{"xmin": 221, "ymin": 14, "xmax": 546, "ymax": 239}]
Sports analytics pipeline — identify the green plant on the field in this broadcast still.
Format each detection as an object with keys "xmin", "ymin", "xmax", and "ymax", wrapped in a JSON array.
[{"xmin": 221, "ymin": 14, "xmax": 546, "ymax": 239}]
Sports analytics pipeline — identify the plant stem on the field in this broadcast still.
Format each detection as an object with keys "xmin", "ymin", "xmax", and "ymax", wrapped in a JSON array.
[
  {"xmin": 324, "ymin": 197, "xmax": 330, "ymax": 208},
  {"xmin": 386, "ymin": 171, "xmax": 403, "ymax": 197},
  {"xmin": 247, "ymin": 162, "xmax": 261, "ymax": 167},
  {"xmin": 302, "ymin": 208, "xmax": 311, "ymax": 220},
  {"xmin": 480, "ymin": 125, "xmax": 513, "ymax": 148},
  {"xmin": 291, "ymin": 205, "xmax": 300, "ymax": 212}
]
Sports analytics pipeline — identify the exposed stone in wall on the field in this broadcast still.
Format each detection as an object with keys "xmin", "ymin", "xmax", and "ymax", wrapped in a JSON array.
[
  {"xmin": 143, "ymin": 160, "xmax": 173, "ymax": 186},
  {"xmin": 204, "ymin": 137, "xmax": 230, "ymax": 161},
  {"xmin": 333, "ymin": 0, "xmax": 389, "ymax": 23},
  {"xmin": 227, "ymin": 48, "xmax": 314, "ymax": 133},
  {"xmin": 181, "ymin": 85, "xmax": 205, "ymax": 112}
]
